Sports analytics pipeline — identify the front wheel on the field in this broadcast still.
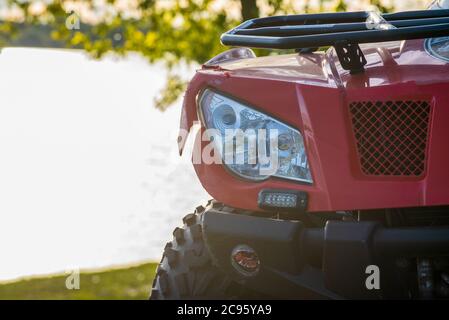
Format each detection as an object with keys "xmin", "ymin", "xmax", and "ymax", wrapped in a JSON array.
[{"xmin": 150, "ymin": 204, "xmax": 258, "ymax": 300}]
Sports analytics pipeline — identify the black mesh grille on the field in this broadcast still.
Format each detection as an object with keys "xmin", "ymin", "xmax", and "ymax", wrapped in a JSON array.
[{"xmin": 349, "ymin": 100, "xmax": 431, "ymax": 176}]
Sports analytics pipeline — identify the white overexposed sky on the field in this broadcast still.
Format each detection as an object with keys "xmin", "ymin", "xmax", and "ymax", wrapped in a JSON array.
[{"xmin": 0, "ymin": 48, "xmax": 210, "ymax": 281}]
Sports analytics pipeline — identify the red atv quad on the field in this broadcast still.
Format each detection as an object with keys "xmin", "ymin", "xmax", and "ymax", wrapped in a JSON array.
[{"xmin": 151, "ymin": 6, "xmax": 449, "ymax": 300}]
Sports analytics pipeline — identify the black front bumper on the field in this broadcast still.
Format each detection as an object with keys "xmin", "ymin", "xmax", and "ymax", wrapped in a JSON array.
[{"xmin": 201, "ymin": 207, "xmax": 449, "ymax": 299}]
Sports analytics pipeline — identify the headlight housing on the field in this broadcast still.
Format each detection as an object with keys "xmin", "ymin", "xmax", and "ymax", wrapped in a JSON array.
[{"xmin": 199, "ymin": 89, "xmax": 313, "ymax": 183}]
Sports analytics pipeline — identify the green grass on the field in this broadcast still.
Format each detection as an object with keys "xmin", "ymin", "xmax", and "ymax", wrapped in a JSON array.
[{"xmin": 0, "ymin": 262, "xmax": 158, "ymax": 300}]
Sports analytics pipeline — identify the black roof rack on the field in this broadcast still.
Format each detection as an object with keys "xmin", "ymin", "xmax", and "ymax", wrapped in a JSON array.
[{"xmin": 221, "ymin": 9, "xmax": 449, "ymax": 73}]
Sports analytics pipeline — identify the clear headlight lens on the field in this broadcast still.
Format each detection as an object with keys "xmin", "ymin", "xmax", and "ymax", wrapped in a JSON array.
[{"xmin": 199, "ymin": 89, "xmax": 313, "ymax": 183}]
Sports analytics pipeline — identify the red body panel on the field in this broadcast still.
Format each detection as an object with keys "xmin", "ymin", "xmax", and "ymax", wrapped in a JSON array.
[{"xmin": 181, "ymin": 39, "xmax": 449, "ymax": 212}]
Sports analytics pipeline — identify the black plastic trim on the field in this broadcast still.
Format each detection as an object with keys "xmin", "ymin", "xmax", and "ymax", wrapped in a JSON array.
[{"xmin": 202, "ymin": 206, "xmax": 449, "ymax": 299}]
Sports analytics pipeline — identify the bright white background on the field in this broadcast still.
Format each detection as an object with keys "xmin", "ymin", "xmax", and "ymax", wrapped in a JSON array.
[{"xmin": 0, "ymin": 48, "xmax": 209, "ymax": 281}]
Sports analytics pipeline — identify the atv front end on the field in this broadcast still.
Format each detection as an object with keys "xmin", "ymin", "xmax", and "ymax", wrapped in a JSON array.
[{"xmin": 152, "ymin": 8, "xmax": 449, "ymax": 300}]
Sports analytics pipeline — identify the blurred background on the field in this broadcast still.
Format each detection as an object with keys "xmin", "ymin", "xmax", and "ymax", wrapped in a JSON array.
[{"xmin": 0, "ymin": 0, "xmax": 431, "ymax": 299}]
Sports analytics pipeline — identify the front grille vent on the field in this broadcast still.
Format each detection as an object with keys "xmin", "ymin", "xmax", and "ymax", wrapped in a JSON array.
[{"xmin": 349, "ymin": 100, "xmax": 431, "ymax": 176}]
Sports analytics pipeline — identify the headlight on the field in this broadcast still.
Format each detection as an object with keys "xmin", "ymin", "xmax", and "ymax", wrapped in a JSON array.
[{"xmin": 199, "ymin": 89, "xmax": 313, "ymax": 183}]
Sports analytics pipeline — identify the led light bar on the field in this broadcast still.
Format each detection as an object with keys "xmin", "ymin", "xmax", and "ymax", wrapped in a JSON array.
[{"xmin": 258, "ymin": 189, "xmax": 308, "ymax": 212}]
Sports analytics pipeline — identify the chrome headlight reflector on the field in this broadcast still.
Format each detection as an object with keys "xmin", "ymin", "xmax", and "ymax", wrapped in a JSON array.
[{"xmin": 199, "ymin": 89, "xmax": 313, "ymax": 183}]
